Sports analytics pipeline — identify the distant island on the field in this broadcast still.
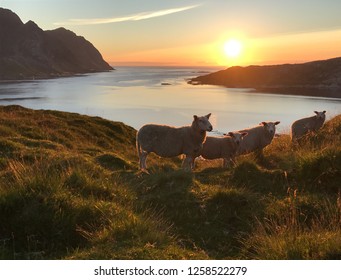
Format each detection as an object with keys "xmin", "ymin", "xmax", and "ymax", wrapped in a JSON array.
[
  {"xmin": 189, "ymin": 57, "xmax": 341, "ymax": 98},
  {"xmin": 0, "ymin": 8, "xmax": 113, "ymax": 80}
]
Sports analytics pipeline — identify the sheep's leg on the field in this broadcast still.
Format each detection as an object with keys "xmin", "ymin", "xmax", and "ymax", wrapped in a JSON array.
[
  {"xmin": 254, "ymin": 149, "xmax": 264, "ymax": 160},
  {"xmin": 223, "ymin": 157, "xmax": 236, "ymax": 168},
  {"xmin": 137, "ymin": 139, "xmax": 148, "ymax": 172},
  {"xmin": 230, "ymin": 157, "xmax": 237, "ymax": 167},
  {"xmin": 291, "ymin": 138, "xmax": 300, "ymax": 150},
  {"xmin": 191, "ymin": 157, "xmax": 196, "ymax": 170},
  {"xmin": 182, "ymin": 156, "xmax": 193, "ymax": 171},
  {"xmin": 139, "ymin": 151, "xmax": 149, "ymax": 172}
]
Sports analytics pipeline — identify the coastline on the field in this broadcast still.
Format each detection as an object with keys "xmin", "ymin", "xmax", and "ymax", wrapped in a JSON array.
[
  {"xmin": 188, "ymin": 79, "xmax": 341, "ymax": 99},
  {"xmin": 0, "ymin": 69, "xmax": 115, "ymax": 84},
  {"xmin": 253, "ymin": 86, "xmax": 341, "ymax": 99}
]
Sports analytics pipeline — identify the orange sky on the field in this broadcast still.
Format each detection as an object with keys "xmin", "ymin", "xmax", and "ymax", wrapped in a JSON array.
[
  {"xmin": 3, "ymin": 0, "xmax": 341, "ymax": 67},
  {"xmin": 103, "ymin": 28, "xmax": 341, "ymax": 66}
]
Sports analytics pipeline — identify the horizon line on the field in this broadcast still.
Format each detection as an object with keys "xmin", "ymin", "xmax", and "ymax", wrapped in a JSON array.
[{"xmin": 107, "ymin": 55, "xmax": 341, "ymax": 68}]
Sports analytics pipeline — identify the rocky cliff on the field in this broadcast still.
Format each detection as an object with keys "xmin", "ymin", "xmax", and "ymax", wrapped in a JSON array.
[
  {"xmin": 0, "ymin": 8, "xmax": 113, "ymax": 80},
  {"xmin": 190, "ymin": 57, "xmax": 341, "ymax": 98}
]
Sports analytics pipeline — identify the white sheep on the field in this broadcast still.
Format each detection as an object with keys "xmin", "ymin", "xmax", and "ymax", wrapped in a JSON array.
[
  {"xmin": 136, "ymin": 113, "xmax": 213, "ymax": 172},
  {"xmin": 200, "ymin": 131, "xmax": 248, "ymax": 167},
  {"xmin": 237, "ymin": 121, "xmax": 280, "ymax": 157},
  {"xmin": 291, "ymin": 111, "xmax": 326, "ymax": 141}
]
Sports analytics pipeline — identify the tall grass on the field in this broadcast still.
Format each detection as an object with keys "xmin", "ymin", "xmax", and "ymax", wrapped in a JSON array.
[
  {"xmin": 241, "ymin": 192, "xmax": 341, "ymax": 259},
  {"xmin": 0, "ymin": 105, "xmax": 341, "ymax": 259}
]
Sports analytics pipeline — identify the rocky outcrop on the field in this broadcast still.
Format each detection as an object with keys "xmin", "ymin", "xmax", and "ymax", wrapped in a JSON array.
[
  {"xmin": 190, "ymin": 57, "xmax": 341, "ymax": 98},
  {"xmin": 0, "ymin": 8, "xmax": 113, "ymax": 80}
]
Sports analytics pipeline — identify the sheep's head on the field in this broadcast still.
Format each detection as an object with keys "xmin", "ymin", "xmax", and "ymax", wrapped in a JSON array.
[
  {"xmin": 260, "ymin": 121, "xmax": 280, "ymax": 135},
  {"xmin": 226, "ymin": 131, "xmax": 248, "ymax": 145},
  {"xmin": 314, "ymin": 111, "xmax": 326, "ymax": 121},
  {"xmin": 193, "ymin": 113, "xmax": 213, "ymax": 132}
]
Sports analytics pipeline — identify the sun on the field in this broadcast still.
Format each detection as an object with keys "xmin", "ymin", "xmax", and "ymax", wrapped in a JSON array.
[{"xmin": 224, "ymin": 39, "xmax": 242, "ymax": 58}]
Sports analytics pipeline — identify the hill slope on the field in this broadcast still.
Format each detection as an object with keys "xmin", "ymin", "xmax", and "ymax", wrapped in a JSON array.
[
  {"xmin": 190, "ymin": 57, "xmax": 341, "ymax": 98},
  {"xmin": 0, "ymin": 8, "xmax": 113, "ymax": 80},
  {"xmin": 0, "ymin": 105, "xmax": 340, "ymax": 259}
]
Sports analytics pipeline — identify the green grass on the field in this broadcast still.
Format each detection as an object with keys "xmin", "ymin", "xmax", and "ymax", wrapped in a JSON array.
[{"xmin": 0, "ymin": 105, "xmax": 340, "ymax": 259}]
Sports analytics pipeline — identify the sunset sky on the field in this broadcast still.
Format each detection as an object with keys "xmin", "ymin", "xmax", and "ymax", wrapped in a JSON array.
[{"xmin": 2, "ymin": 0, "xmax": 341, "ymax": 66}]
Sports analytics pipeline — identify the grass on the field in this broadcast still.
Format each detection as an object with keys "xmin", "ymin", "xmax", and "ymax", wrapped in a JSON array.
[{"xmin": 0, "ymin": 104, "xmax": 340, "ymax": 259}]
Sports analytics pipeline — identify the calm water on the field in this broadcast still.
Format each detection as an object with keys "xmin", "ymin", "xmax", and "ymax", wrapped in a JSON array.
[{"xmin": 1, "ymin": 66, "xmax": 341, "ymax": 134}]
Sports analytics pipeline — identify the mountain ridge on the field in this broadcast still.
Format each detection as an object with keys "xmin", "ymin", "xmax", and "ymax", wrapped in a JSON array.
[{"xmin": 0, "ymin": 8, "xmax": 113, "ymax": 80}]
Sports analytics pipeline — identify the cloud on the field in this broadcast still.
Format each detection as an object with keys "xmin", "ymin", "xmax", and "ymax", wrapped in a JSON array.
[{"xmin": 54, "ymin": 4, "xmax": 201, "ymax": 26}]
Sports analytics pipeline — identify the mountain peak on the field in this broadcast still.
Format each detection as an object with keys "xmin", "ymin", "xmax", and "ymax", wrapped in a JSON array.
[
  {"xmin": 0, "ymin": 7, "xmax": 23, "ymax": 29},
  {"xmin": 24, "ymin": 20, "xmax": 40, "ymax": 29},
  {"xmin": 0, "ymin": 9, "xmax": 113, "ymax": 80}
]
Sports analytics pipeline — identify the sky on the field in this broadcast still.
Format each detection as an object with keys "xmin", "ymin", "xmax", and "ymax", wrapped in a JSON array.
[{"xmin": 1, "ymin": 0, "xmax": 341, "ymax": 66}]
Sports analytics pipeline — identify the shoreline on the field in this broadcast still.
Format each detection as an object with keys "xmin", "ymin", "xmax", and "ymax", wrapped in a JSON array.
[
  {"xmin": 188, "ymin": 80, "xmax": 341, "ymax": 99},
  {"xmin": 253, "ymin": 86, "xmax": 341, "ymax": 99},
  {"xmin": 0, "ymin": 69, "xmax": 115, "ymax": 84}
]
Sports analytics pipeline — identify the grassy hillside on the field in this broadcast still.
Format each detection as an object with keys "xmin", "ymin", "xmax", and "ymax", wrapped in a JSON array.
[{"xmin": 0, "ymin": 105, "xmax": 340, "ymax": 259}]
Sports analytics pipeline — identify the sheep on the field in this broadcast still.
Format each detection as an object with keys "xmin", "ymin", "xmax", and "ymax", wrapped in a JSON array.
[
  {"xmin": 237, "ymin": 121, "xmax": 280, "ymax": 158},
  {"xmin": 136, "ymin": 113, "xmax": 212, "ymax": 173},
  {"xmin": 291, "ymin": 111, "xmax": 326, "ymax": 141},
  {"xmin": 200, "ymin": 131, "xmax": 248, "ymax": 167}
]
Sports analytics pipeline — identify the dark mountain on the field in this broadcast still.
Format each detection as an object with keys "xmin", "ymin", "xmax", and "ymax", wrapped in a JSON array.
[
  {"xmin": 0, "ymin": 8, "xmax": 113, "ymax": 80},
  {"xmin": 189, "ymin": 57, "xmax": 341, "ymax": 98}
]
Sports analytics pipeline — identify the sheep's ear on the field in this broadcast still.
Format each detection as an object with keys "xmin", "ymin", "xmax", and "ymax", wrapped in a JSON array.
[
  {"xmin": 260, "ymin": 122, "xmax": 267, "ymax": 126},
  {"xmin": 228, "ymin": 132, "xmax": 234, "ymax": 137},
  {"xmin": 323, "ymin": 110, "xmax": 326, "ymax": 114},
  {"xmin": 275, "ymin": 121, "xmax": 280, "ymax": 125},
  {"xmin": 314, "ymin": 111, "xmax": 318, "ymax": 115},
  {"xmin": 241, "ymin": 132, "xmax": 248, "ymax": 137},
  {"xmin": 205, "ymin": 113, "xmax": 211, "ymax": 119},
  {"xmin": 193, "ymin": 115, "xmax": 198, "ymax": 121}
]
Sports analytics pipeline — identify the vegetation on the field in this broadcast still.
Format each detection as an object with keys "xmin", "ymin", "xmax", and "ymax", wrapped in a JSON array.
[{"xmin": 0, "ymin": 105, "xmax": 340, "ymax": 259}]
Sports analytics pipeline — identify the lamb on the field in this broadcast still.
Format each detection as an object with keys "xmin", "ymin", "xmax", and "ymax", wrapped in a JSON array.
[
  {"xmin": 136, "ymin": 113, "xmax": 213, "ymax": 172},
  {"xmin": 291, "ymin": 111, "xmax": 326, "ymax": 141},
  {"xmin": 200, "ymin": 131, "xmax": 248, "ymax": 167},
  {"xmin": 237, "ymin": 121, "xmax": 280, "ymax": 157}
]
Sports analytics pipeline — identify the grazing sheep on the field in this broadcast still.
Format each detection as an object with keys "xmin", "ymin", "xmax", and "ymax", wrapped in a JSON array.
[
  {"xmin": 200, "ymin": 131, "xmax": 248, "ymax": 167},
  {"xmin": 136, "ymin": 113, "xmax": 212, "ymax": 172},
  {"xmin": 291, "ymin": 111, "xmax": 326, "ymax": 141},
  {"xmin": 237, "ymin": 121, "xmax": 280, "ymax": 157}
]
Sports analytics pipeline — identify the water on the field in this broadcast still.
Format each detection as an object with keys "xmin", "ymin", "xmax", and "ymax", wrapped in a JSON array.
[{"xmin": 1, "ymin": 66, "xmax": 341, "ymax": 134}]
